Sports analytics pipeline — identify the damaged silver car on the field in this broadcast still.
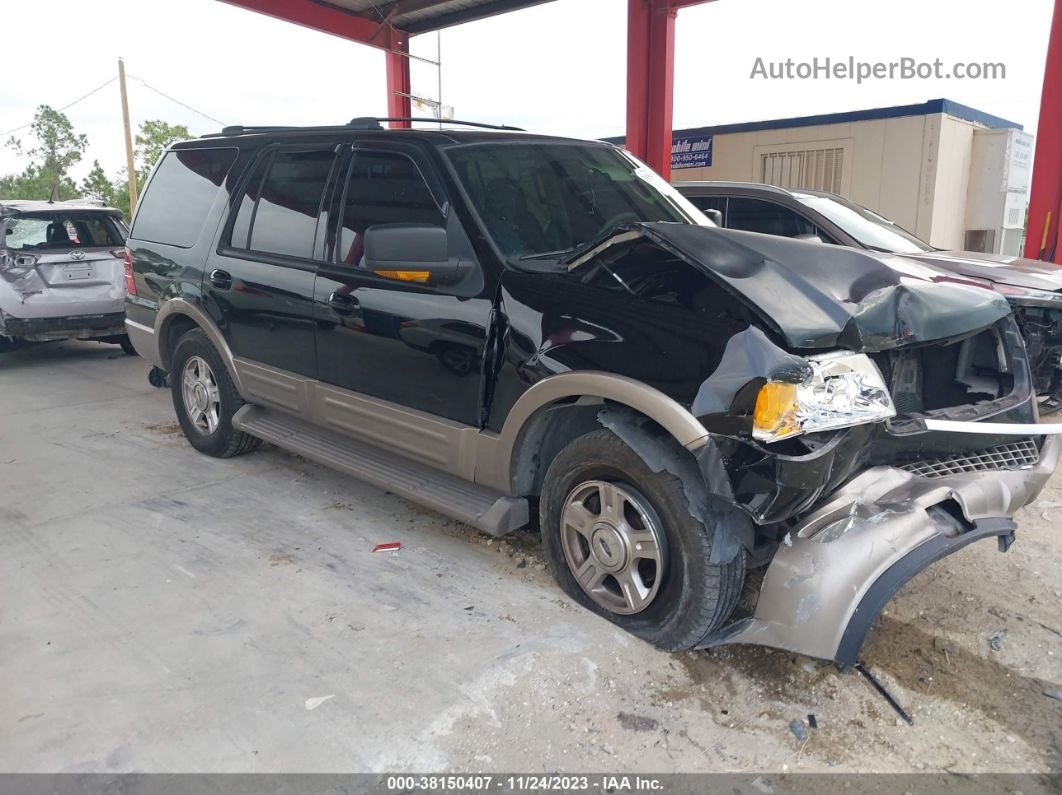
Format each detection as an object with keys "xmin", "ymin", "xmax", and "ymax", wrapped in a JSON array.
[{"xmin": 0, "ymin": 200, "xmax": 133, "ymax": 353}]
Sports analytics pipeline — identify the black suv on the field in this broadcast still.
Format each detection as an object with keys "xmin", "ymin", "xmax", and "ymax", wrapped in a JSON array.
[
  {"xmin": 125, "ymin": 120, "xmax": 1060, "ymax": 665},
  {"xmin": 677, "ymin": 181, "xmax": 1062, "ymax": 403}
]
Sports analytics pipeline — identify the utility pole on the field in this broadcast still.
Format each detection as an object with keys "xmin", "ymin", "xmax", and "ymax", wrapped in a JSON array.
[{"xmin": 118, "ymin": 58, "xmax": 137, "ymax": 213}]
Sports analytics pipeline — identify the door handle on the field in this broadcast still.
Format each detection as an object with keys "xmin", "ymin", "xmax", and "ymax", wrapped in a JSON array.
[
  {"xmin": 328, "ymin": 291, "xmax": 359, "ymax": 314},
  {"xmin": 209, "ymin": 269, "xmax": 232, "ymax": 290}
]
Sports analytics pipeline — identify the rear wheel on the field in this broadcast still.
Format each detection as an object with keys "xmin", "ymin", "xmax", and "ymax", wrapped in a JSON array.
[
  {"xmin": 171, "ymin": 329, "xmax": 261, "ymax": 458},
  {"xmin": 541, "ymin": 429, "xmax": 744, "ymax": 651}
]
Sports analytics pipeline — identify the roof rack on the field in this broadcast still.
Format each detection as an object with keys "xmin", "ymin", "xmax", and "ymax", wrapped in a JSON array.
[
  {"xmin": 205, "ymin": 118, "xmax": 525, "ymax": 138},
  {"xmin": 361, "ymin": 117, "xmax": 526, "ymax": 131}
]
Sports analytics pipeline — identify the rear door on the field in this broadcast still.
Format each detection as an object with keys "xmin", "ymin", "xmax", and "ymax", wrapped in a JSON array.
[{"xmin": 203, "ymin": 143, "xmax": 340, "ymax": 377}]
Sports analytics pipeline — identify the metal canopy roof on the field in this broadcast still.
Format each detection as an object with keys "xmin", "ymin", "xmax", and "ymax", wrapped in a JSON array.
[{"xmin": 316, "ymin": 0, "xmax": 556, "ymax": 34}]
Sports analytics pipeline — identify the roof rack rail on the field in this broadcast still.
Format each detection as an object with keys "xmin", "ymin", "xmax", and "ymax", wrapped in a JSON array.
[
  {"xmin": 203, "ymin": 118, "xmax": 526, "ymax": 138},
  {"xmin": 355, "ymin": 117, "xmax": 525, "ymax": 131}
]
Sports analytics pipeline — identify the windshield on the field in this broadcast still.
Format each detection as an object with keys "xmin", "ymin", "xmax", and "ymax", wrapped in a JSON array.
[
  {"xmin": 446, "ymin": 142, "xmax": 710, "ymax": 261},
  {"xmin": 1, "ymin": 212, "xmax": 125, "ymax": 251},
  {"xmin": 794, "ymin": 193, "xmax": 933, "ymax": 254}
]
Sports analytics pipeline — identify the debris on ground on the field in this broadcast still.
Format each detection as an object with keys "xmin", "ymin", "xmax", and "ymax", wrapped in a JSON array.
[
  {"xmin": 988, "ymin": 629, "xmax": 1008, "ymax": 651},
  {"xmin": 788, "ymin": 719, "xmax": 808, "ymax": 742},
  {"xmin": 305, "ymin": 695, "xmax": 335, "ymax": 710},
  {"xmin": 807, "ymin": 714, "xmax": 818, "ymax": 730},
  {"xmin": 372, "ymin": 542, "xmax": 402, "ymax": 553},
  {"xmin": 855, "ymin": 662, "xmax": 913, "ymax": 725},
  {"xmin": 617, "ymin": 712, "xmax": 658, "ymax": 732},
  {"xmin": 932, "ymin": 636, "xmax": 959, "ymax": 656},
  {"xmin": 1043, "ymin": 687, "xmax": 1062, "ymax": 702}
]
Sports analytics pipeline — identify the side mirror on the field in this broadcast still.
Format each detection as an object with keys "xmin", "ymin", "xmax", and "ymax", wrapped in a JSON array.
[
  {"xmin": 794, "ymin": 233, "xmax": 824, "ymax": 243},
  {"xmin": 703, "ymin": 208, "xmax": 723, "ymax": 227},
  {"xmin": 363, "ymin": 223, "xmax": 469, "ymax": 285}
]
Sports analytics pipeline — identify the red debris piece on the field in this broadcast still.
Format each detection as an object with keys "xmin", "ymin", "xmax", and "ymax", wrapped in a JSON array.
[{"xmin": 372, "ymin": 542, "xmax": 402, "ymax": 553}]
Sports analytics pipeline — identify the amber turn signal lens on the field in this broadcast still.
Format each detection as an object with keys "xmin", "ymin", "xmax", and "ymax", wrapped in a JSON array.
[
  {"xmin": 754, "ymin": 381, "xmax": 799, "ymax": 438},
  {"xmin": 374, "ymin": 270, "xmax": 431, "ymax": 283}
]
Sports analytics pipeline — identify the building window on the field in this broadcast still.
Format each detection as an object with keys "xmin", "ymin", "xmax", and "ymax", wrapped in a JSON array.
[{"xmin": 761, "ymin": 147, "xmax": 844, "ymax": 193}]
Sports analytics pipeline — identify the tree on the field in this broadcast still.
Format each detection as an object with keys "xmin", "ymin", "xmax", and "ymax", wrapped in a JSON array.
[
  {"xmin": 81, "ymin": 160, "xmax": 127, "ymax": 215},
  {"xmin": 134, "ymin": 119, "xmax": 190, "ymax": 185},
  {"xmin": 0, "ymin": 105, "xmax": 87, "ymax": 201}
]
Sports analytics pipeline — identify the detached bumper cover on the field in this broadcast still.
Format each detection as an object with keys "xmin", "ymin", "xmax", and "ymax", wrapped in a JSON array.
[{"xmin": 703, "ymin": 434, "xmax": 1061, "ymax": 664}]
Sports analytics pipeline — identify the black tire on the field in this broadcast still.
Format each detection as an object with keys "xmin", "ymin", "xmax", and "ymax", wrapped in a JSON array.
[
  {"xmin": 170, "ymin": 329, "xmax": 261, "ymax": 458},
  {"xmin": 541, "ymin": 429, "xmax": 745, "ymax": 651},
  {"xmin": 118, "ymin": 335, "xmax": 137, "ymax": 355}
]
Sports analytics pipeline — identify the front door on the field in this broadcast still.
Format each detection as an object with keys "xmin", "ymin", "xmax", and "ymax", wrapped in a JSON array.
[
  {"xmin": 313, "ymin": 145, "xmax": 494, "ymax": 426},
  {"xmin": 203, "ymin": 144, "xmax": 339, "ymax": 377}
]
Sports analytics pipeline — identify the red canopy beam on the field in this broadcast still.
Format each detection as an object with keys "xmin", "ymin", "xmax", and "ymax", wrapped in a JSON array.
[
  {"xmin": 1026, "ymin": 0, "xmax": 1062, "ymax": 261},
  {"xmin": 220, "ymin": 0, "xmax": 411, "ymax": 126},
  {"xmin": 626, "ymin": 0, "xmax": 714, "ymax": 180}
]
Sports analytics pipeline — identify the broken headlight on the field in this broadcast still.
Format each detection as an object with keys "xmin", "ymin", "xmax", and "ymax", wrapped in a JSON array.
[{"xmin": 753, "ymin": 352, "xmax": 896, "ymax": 442}]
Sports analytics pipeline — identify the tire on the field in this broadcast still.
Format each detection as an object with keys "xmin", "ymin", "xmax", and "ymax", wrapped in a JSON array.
[
  {"xmin": 170, "ymin": 329, "xmax": 261, "ymax": 458},
  {"xmin": 118, "ymin": 335, "xmax": 137, "ymax": 355},
  {"xmin": 541, "ymin": 429, "xmax": 745, "ymax": 651}
]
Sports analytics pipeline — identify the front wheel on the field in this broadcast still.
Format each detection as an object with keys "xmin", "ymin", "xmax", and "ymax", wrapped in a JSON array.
[
  {"xmin": 171, "ymin": 329, "xmax": 261, "ymax": 458},
  {"xmin": 541, "ymin": 429, "xmax": 744, "ymax": 651}
]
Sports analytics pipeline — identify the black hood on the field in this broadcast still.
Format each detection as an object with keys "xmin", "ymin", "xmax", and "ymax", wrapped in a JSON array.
[
  {"xmin": 906, "ymin": 250, "xmax": 1062, "ymax": 293},
  {"xmin": 569, "ymin": 223, "xmax": 1011, "ymax": 352}
]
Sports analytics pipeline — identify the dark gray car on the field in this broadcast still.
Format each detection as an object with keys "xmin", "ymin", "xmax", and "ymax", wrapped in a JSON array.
[{"xmin": 677, "ymin": 181, "xmax": 1062, "ymax": 403}]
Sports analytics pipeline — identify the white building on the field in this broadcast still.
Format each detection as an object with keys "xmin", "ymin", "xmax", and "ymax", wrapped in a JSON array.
[{"xmin": 659, "ymin": 99, "xmax": 1033, "ymax": 255}]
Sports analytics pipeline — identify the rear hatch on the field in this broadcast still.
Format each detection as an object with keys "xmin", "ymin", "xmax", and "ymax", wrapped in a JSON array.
[{"xmin": 0, "ymin": 211, "xmax": 126, "ymax": 319}]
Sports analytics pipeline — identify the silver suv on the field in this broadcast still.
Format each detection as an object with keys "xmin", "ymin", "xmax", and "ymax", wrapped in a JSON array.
[{"xmin": 0, "ymin": 199, "xmax": 133, "ymax": 352}]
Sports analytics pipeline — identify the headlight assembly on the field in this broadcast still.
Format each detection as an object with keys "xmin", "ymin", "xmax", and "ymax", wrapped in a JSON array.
[{"xmin": 753, "ymin": 352, "xmax": 896, "ymax": 443}]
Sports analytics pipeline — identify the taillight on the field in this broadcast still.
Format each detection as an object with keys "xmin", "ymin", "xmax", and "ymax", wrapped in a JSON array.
[{"xmin": 123, "ymin": 246, "xmax": 137, "ymax": 296}]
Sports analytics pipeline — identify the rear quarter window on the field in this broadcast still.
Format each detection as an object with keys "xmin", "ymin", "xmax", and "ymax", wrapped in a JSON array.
[{"xmin": 131, "ymin": 148, "xmax": 237, "ymax": 248}]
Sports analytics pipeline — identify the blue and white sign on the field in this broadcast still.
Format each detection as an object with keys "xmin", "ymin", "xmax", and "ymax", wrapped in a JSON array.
[{"xmin": 671, "ymin": 135, "xmax": 713, "ymax": 170}]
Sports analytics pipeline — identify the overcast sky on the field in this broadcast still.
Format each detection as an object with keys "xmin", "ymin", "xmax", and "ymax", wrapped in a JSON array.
[{"xmin": 0, "ymin": 0, "xmax": 1054, "ymax": 183}]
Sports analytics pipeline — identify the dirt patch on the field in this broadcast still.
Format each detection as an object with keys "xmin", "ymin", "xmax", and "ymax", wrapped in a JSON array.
[{"xmin": 144, "ymin": 422, "xmax": 182, "ymax": 436}]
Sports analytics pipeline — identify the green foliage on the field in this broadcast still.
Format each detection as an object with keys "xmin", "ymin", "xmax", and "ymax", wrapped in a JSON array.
[
  {"xmin": 134, "ymin": 120, "xmax": 190, "ymax": 185},
  {"xmin": 1, "ymin": 107, "xmax": 190, "ymax": 220},
  {"xmin": 0, "ymin": 105, "xmax": 87, "ymax": 202}
]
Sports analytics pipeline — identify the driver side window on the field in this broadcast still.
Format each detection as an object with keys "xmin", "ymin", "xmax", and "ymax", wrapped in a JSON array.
[{"xmin": 331, "ymin": 151, "xmax": 444, "ymax": 268}]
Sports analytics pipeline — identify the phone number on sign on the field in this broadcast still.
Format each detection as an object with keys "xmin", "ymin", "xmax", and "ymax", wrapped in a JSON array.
[{"xmin": 386, "ymin": 776, "xmax": 598, "ymax": 791}]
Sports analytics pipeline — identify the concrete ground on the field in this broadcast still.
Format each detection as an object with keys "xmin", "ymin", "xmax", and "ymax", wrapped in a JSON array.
[{"xmin": 1, "ymin": 341, "xmax": 1060, "ymax": 774}]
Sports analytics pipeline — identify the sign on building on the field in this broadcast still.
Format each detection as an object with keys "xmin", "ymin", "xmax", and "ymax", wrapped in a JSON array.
[{"xmin": 672, "ymin": 135, "xmax": 713, "ymax": 170}]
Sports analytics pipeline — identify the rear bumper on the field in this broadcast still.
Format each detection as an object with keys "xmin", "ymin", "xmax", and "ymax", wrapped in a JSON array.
[
  {"xmin": 0, "ymin": 311, "xmax": 126, "ymax": 341},
  {"xmin": 703, "ymin": 434, "xmax": 1061, "ymax": 664}
]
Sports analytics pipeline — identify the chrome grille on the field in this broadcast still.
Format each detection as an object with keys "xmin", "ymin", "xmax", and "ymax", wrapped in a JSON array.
[{"xmin": 899, "ymin": 439, "xmax": 1040, "ymax": 478}]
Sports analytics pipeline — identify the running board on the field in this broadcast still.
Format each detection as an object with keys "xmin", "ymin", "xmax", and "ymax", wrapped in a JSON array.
[{"xmin": 233, "ymin": 405, "xmax": 529, "ymax": 537}]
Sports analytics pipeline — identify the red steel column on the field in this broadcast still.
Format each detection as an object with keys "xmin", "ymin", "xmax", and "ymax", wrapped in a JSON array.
[
  {"xmin": 386, "ymin": 31, "xmax": 412, "ymax": 128},
  {"xmin": 1026, "ymin": 0, "xmax": 1062, "ymax": 260},
  {"xmin": 626, "ymin": 0, "xmax": 677, "ymax": 179}
]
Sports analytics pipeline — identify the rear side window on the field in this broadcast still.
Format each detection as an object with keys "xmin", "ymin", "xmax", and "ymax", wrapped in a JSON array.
[
  {"xmin": 725, "ymin": 197, "xmax": 817, "ymax": 238},
  {"xmin": 132, "ymin": 148, "xmax": 237, "ymax": 248},
  {"xmin": 230, "ymin": 148, "xmax": 336, "ymax": 260}
]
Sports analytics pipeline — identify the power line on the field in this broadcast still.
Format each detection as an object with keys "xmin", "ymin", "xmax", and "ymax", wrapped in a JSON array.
[
  {"xmin": 127, "ymin": 75, "xmax": 227, "ymax": 127},
  {"xmin": 0, "ymin": 76, "xmax": 118, "ymax": 138}
]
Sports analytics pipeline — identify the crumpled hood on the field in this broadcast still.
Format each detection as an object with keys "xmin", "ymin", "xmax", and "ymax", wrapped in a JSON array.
[
  {"xmin": 906, "ymin": 250, "xmax": 1062, "ymax": 293},
  {"xmin": 571, "ymin": 223, "xmax": 1012, "ymax": 352}
]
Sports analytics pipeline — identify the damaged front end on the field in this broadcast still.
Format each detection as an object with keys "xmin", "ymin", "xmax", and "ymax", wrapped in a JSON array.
[{"xmin": 570, "ymin": 223, "xmax": 1062, "ymax": 664}]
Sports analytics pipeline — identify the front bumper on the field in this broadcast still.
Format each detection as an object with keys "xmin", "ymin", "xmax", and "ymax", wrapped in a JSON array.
[
  {"xmin": 703, "ymin": 434, "xmax": 1061, "ymax": 665},
  {"xmin": 0, "ymin": 311, "xmax": 126, "ymax": 342}
]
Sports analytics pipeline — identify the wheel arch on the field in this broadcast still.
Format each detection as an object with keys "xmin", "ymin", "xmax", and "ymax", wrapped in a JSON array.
[
  {"xmin": 155, "ymin": 298, "xmax": 244, "ymax": 395},
  {"xmin": 479, "ymin": 372, "xmax": 711, "ymax": 497}
]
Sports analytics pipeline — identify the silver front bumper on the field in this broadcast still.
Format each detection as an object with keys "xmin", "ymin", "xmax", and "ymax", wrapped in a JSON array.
[{"xmin": 704, "ymin": 434, "xmax": 1061, "ymax": 665}]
